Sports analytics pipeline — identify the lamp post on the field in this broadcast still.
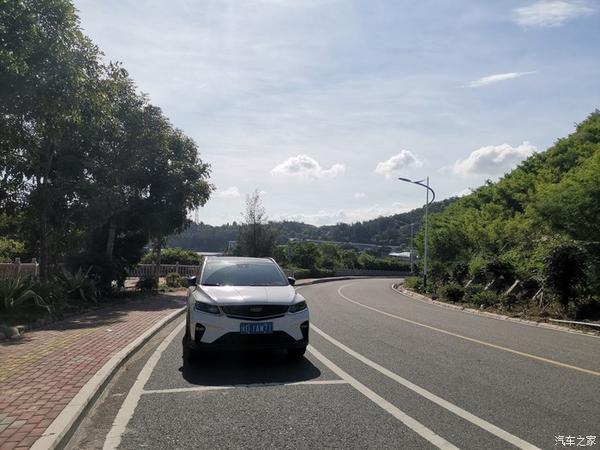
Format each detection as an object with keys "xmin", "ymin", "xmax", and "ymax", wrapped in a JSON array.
[{"xmin": 398, "ymin": 176, "xmax": 435, "ymax": 290}]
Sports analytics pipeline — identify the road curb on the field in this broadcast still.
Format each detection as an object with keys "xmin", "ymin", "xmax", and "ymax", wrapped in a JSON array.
[
  {"xmin": 30, "ymin": 306, "xmax": 186, "ymax": 450},
  {"xmin": 392, "ymin": 284, "xmax": 600, "ymax": 339}
]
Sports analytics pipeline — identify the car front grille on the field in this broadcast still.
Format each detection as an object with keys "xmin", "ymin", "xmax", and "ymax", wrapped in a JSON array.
[{"xmin": 221, "ymin": 304, "xmax": 289, "ymax": 320}]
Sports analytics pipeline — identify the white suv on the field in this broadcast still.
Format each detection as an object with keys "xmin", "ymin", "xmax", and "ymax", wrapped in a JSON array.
[{"xmin": 184, "ymin": 256, "xmax": 309, "ymax": 360}]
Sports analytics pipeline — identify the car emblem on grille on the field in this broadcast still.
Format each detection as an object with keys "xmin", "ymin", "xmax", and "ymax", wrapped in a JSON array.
[{"xmin": 249, "ymin": 306, "xmax": 263, "ymax": 313}]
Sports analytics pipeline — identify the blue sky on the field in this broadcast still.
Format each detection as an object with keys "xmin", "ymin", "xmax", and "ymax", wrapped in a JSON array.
[{"xmin": 74, "ymin": 0, "xmax": 600, "ymax": 225}]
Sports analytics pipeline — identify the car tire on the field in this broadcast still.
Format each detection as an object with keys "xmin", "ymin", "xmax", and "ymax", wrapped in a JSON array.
[
  {"xmin": 287, "ymin": 346, "xmax": 306, "ymax": 359},
  {"xmin": 184, "ymin": 324, "xmax": 200, "ymax": 363}
]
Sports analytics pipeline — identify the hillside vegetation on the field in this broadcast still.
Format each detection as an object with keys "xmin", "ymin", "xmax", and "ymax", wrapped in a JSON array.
[
  {"xmin": 418, "ymin": 111, "xmax": 600, "ymax": 320},
  {"xmin": 167, "ymin": 198, "xmax": 455, "ymax": 251}
]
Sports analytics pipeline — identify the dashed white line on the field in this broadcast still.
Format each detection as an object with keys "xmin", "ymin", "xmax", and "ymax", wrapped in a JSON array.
[
  {"xmin": 336, "ymin": 284, "xmax": 600, "ymax": 377},
  {"xmin": 311, "ymin": 323, "xmax": 541, "ymax": 450}
]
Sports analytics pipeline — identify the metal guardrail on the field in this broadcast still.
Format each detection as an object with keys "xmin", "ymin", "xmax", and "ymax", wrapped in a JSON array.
[{"xmin": 548, "ymin": 319, "xmax": 600, "ymax": 328}]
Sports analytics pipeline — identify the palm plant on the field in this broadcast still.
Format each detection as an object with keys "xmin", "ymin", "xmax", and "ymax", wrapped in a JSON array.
[
  {"xmin": 0, "ymin": 277, "xmax": 51, "ymax": 313},
  {"xmin": 55, "ymin": 267, "xmax": 98, "ymax": 304}
]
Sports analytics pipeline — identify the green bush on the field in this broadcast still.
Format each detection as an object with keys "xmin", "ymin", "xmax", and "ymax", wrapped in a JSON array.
[
  {"xmin": 468, "ymin": 256, "xmax": 488, "ymax": 284},
  {"xmin": 0, "ymin": 277, "xmax": 51, "ymax": 313},
  {"xmin": 463, "ymin": 283, "xmax": 485, "ymax": 303},
  {"xmin": 136, "ymin": 276, "xmax": 158, "ymax": 291},
  {"xmin": 0, "ymin": 239, "xmax": 24, "ymax": 262},
  {"xmin": 576, "ymin": 299, "xmax": 600, "ymax": 321},
  {"xmin": 311, "ymin": 267, "xmax": 335, "ymax": 278},
  {"xmin": 438, "ymin": 283, "xmax": 465, "ymax": 302},
  {"xmin": 165, "ymin": 272, "xmax": 183, "ymax": 288},
  {"xmin": 470, "ymin": 290, "xmax": 498, "ymax": 307},
  {"xmin": 54, "ymin": 268, "xmax": 97, "ymax": 304},
  {"xmin": 141, "ymin": 248, "xmax": 202, "ymax": 265},
  {"xmin": 66, "ymin": 252, "xmax": 125, "ymax": 296},
  {"xmin": 403, "ymin": 276, "xmax": 424, "ymax": 292},
  {"xmin": 291, "ymin": 268, "xmax": 312, "ymax": 279}
]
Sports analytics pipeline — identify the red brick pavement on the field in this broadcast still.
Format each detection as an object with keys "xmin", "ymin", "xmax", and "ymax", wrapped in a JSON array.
[{"xmin": 0, "ymin": 293, "xmax": 185, "ymax": 450}]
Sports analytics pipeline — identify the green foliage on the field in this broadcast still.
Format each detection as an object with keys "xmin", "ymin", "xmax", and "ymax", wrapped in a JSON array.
[
  {"xmin": 469, "ymin": 290, "xmax": 498, "ymax": 307},
  {"xmin": 237, "ymin": 191, "xmax": 274, "ymax": 257},
  {"xmin": 136, "ymin": 276, "xmax": 158, "ymax": 291},
  {"xmin": 0, "ymin": 239, "xmax": 25, "ymax": 262},
  {"xmin": 272, "ymin": 245, "xmax": 290, "ymax": 267},
  {"xmin": 54, "ymin": 268, "xmax": 97, "ymax": 304},
  {"xmin": 543, "ymin": 242, "xmax": 587, "ymax": 309},
  {"xmin": 403, "ymin": 276, "xmax": 424, "ymax": 291},
  {"xmin": 463, "ymin": 283, "xmax": 485, "ymax": 303},
  {"xmin": 0, "ymin": 277, "xmax": 50, "ymax": 313},
  {"xmin": 438, "ymin": 283, "xmax": 465, "ymax": 302},
  {"xmin": 291, "ymin": 268, "xmax": 312, "ymax": 279},
  {"xmin": 290, "ymin": 242, "xmax": 320, "ymax": 269},
  {"xmin": 141, "ymin": 248, "xmax": 202, "ymax": 265},
  {"xmin": 0, "ymin": 0, "xmax": 212, "ymax": 285},
  {"xmin": 165, "ymin": 272, "xmax": 183, "ymax": 288},
  {"xmin": 421, "ymin": 111, "xmax": 600, "ymax": 318},
  {"xmin": 66, "ymin": 252, "xmax": 124, "ymax": 296},
  {"xmin": 167, "ymin": 199, "xmax": 456, "ymax": 251}
]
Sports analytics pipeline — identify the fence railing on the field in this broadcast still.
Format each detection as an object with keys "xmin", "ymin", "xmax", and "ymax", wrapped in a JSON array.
[
  {"xmin": 127, "ymin": 263, "xmax": 201, "ymax": 278},
  {"xmin": 0, "ymin": 259, "xmax": 39, "ymax": 279}
]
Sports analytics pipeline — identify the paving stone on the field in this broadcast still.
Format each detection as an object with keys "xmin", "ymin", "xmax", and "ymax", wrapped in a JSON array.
[{"xmin": 0, "ymin": 293, "xmax": 184, "ymax": 448}]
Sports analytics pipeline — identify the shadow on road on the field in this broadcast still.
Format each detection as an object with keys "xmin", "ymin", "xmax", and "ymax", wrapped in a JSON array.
[{"xmin": 180, "ymin": 338, "xmax": 321, "ymax": 386}]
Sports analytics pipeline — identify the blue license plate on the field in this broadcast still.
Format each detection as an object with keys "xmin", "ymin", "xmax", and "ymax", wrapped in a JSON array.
[{"xmin": 240, "ymin": 322, "xmax": 273, "ymax": 334}]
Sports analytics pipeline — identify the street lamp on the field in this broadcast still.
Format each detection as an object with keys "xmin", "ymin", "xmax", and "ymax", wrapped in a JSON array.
[{"xmin": 398, "ymin": 176, "xmax": 435, "ymax": 290}]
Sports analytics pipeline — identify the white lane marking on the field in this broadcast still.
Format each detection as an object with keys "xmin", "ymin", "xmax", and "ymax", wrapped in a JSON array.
[
  {"xmin": 103, "ymin": 321, "xmax": 186, "ymax": 450},
  {"xmin": 390, "ymin": 284, "xmax": 600, "ymax": 341},
  {"xmin": 336, "ymin": 284, "xmax": 600, "ymax": 378},
  {"xmin": 141, "ymin": 379, "xmax": 348, "ymax": 395},
  {"xmin": 307, "ymin": 345, "xmax": 459, "ymax": 450},
  {"xmin": 311, "ymin": 324, "xmax": 541, "ymax": 450}
]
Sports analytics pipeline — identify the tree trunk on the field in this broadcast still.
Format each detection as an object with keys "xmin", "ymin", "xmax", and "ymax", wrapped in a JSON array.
[
  {"xmin": 105, "ymin": 216, "xmax": 117, "ymax": 259},
  {"xmin": 39, "ymin": 201, "xmax": 50, "ymax": 281}
]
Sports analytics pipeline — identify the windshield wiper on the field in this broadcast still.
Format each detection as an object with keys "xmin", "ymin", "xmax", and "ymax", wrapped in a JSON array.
[{"xmin": 201, "ymin": 283, "xmax": 221, "ymax": 286}]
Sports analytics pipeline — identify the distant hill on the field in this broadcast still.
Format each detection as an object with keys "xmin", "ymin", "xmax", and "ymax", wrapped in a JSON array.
[{"xmin": 167, "ymin": 197, "xmax": 456, "ymax": 251}]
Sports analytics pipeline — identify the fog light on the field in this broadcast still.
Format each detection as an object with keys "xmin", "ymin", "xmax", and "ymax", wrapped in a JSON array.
[
  {"xmin": 195, "ymin": 324, "xmax": 206, "ymax": 342},
  {"xmin": 300, "ymin": 321, "xmax": 309, "ymax": 340}
]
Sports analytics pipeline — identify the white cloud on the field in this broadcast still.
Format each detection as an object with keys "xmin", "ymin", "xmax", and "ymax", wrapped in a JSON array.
[
  {"xmin": 512, "ymin": 0, "xmax": 594, "ymax": 27},
  {"xmin": 451, "ymin": 142, "xmax": 537, "ymax": 176},
  {"xmin": 466, "ymin": 71, "xmax": 536, "ymax": 88},
  {"xmin": 374, "ymin": 150, "xmax": 423, "ymax": 179},
  {"xmin": 354, "ymin": 192, "xmax": 366, "ymax": 199},
  {"xmin": 215, "ymin": 186, "xmax": 241, "ymax": 199},
  {"xmin": 456, "ymin": 188, "xmax": 473, "ymax": 197},
  {"xmin": 270, "ymin": 154, "xmax": 345, "ymax": 179}
]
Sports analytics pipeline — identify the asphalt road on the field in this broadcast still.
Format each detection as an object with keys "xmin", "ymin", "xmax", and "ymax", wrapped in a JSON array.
[{"xmin": 67, "ymin": 279, "xmax": 600, "ymax": 450}]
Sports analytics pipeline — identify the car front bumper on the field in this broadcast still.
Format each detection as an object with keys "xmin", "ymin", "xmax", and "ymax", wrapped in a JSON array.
[{"xmin": 189, "ymin": 307, "xmax": 309, "ymax": 351}]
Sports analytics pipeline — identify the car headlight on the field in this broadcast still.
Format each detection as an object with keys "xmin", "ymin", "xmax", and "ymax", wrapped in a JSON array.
[
  {"xmin": 289, "ymin": 300, "xmax": 307, "ymax": 313},
  {"xmin": 194, "ymin": 300, "xmax": 220, "ymax": 315}
]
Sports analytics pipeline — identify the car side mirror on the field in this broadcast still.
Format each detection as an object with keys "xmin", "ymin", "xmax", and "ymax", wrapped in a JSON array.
[
  {"xmin": 287, "ymin": 277, "xmax": 296, "ymax": 286},
  {"xmin": 187, "ymin": 276, "xmax": 197, "ymax": 287}
]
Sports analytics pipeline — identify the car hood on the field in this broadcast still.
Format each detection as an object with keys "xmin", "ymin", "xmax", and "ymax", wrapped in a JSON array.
[{"xmin": 198, "ymin": 285, "xmax": 298, "ymax": 305}]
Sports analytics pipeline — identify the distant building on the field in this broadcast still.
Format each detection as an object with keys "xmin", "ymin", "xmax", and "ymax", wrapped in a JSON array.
[{"xmin": 388, "ymin": 251, "xmax": 413, "ymax": 261}]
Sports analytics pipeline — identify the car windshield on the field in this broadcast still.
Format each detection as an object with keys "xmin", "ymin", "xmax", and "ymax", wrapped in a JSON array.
[{"xmin": 201, "ymin": 260, "xmax": 288, "ymax": 287}]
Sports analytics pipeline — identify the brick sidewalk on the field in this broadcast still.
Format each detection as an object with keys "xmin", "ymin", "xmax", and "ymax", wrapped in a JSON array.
[{"xmin": 0, "ymin": 293, "xmax": 185, "ymax": 450}]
